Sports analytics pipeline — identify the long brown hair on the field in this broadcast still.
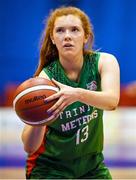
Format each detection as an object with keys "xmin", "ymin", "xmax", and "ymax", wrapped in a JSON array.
[{"xmin": 34, "ymin": 6, "xmax": 94, "ymax": 76}]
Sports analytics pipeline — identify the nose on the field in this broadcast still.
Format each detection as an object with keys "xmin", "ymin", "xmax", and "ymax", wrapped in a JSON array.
[{"xmin": 64, "ymin": 30, "xmax": 71, "ymax": 41}]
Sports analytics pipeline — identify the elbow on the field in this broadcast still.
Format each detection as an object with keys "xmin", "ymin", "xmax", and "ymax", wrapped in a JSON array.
[
  {"xmin": 106, "ymin": 97, "xmax": 119, "ymax": 111},
  {"xmin": 22, "ymin": 139, "xmax": 36, "ymax": 154},
  {"xmin": 107, "ymin": 105, "xmax": 117, "ymax": 111},
  {"xmin": 23, "ymin": 146, "xmax": 37, "ymax": 155}
]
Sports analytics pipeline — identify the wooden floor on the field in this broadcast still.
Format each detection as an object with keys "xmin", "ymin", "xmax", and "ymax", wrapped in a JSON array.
[{"xmin": 0, "ymin": 167, "xmax": 136, "ymax": 179}]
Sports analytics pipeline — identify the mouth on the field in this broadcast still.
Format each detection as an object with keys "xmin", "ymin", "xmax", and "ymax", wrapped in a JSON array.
[{"xmin": 63, "ymin": 43, "xmax": 74, "ymax": 48}]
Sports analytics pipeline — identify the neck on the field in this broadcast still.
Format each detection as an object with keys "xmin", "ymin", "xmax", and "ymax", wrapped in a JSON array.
[
  {"xmin": 59, "ymin": 52, "xmax": 84, "ymax": 82},
  {"xmin": 59, "ymin": 53, "xmax": 84, "ymax": 73}
]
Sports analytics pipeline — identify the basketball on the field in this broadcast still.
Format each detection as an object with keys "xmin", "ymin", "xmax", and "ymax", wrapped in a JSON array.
[{"xmin": 13, "ymin": 77, "xmax": 59, "ymax": 126}]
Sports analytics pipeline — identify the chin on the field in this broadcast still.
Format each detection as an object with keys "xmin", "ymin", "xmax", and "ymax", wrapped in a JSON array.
[
  {"xmin": 63, "ymin": 53, "xmax": 76, "ymax": 58},
  {"xmin": 63, "ymin": 50, "xmax": 76, "ymax": 55}
]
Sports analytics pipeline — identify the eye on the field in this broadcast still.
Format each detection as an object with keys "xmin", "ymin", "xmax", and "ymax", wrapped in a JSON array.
[
  {"xmin": 56, "ymin": 27, "xmax": 65, "ymax": 33},
  {"xmin": 71, "ymin": 26, "xmax": 79, "ymax": 32}
]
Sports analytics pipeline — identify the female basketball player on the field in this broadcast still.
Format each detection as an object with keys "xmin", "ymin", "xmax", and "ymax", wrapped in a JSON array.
[{"xmin": 22, "ymin": 6, "xmax": 120, "ymax": 179}]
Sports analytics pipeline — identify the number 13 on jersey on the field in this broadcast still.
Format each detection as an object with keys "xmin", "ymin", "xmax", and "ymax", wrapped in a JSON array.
[{"xmin": 76, "ymin": 125, "xmax": 89, "ymax": 145}]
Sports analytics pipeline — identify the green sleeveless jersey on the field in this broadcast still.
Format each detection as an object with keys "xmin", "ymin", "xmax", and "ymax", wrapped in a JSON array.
[
  {"xmin": 43, "ymin": 52, "xmax": 103, "ymax": 159},
  {"xmin": 26, "ymin": 52, "xmax": 105, "ymax": 178}
]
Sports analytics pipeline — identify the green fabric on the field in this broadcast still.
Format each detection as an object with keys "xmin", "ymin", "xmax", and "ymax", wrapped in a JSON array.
[
  {"xmin": 43, "ymin": 52, "xmax": 103, "ymax": 160},
  {"xmin": 29, "ymin": 153, "xmax": 112, "ymax": 179},
  {"xmin": 26, "ymin": 52, "xmax": 111, "ymax": 178}
]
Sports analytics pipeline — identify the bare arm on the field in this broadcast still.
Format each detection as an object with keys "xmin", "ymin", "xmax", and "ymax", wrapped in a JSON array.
[
  {"xmin": 21, "ymin": 72, "xmax": 49, "ymax": 154},
  {"xmin": 44, "ymin": 53, "xmax": 120, "ymax": 117},
  {"xmin": 78, "ymin": 53, "xmax": 120, "ymax": 110},
  {"xmin": 21, "ymin": 125, "xmax": 46, "ymax": 154}
]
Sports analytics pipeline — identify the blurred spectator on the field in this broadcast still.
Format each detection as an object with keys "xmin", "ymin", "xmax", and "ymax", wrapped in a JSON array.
[
  {"xmin": 4, "ymin": 83, "xmax": 18, "ymax": 107},
  {"xmin": 119, "ymin": 81, "xmax": 136, "ymax": 106},
  {"xmin": 125, "ymin": 81, "xmax": 136, "ymax": 96},
  {"xmin": 1, "ymin": 81, "xmax": 136, "ymax": 107}
]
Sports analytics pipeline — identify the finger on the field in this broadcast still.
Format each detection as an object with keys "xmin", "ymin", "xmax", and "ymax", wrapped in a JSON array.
[
  {"xmin": 47, "ymin": 98, "xmax": 63, "ymax": 113},
  {"xmin": 52, "ymin": 103, "xmax": 66, "ymax": 116},
  {"xmin": 46, "ymin": 114, "xmax": 56, "ymax": 122},
  {"xmin": 53, "ymin": 113, "xmax": 60, "ymax": 120},
  {"xmin": 45, "ymin": 111, "xmax": 59, "ymax": 123},
  {"xmin": 44, "ymin": 92, "xmax": 61, "ymax": 103},
  {"xmin": 52, "ymin": 78, "xmax": 64, "ymax": 88}
]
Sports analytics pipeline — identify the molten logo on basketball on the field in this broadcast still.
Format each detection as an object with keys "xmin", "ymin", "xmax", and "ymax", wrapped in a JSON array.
[
  {"xmin": 25, "ymin": 95, "xmax": 46, "ymax": 104},
  {"xmin": 13, "ymin": 77, "xmax": 59, "ymax": 125}
]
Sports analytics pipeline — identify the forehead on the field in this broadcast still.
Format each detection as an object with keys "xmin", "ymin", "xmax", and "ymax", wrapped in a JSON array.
[{"xmin": 54, "ymin": 14, "xmax": 82, "ymax": 27}]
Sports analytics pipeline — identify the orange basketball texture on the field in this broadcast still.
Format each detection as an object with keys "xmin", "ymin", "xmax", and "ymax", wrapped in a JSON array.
[{"xmin": 13, "ymin": 77, "xmax": 59, "ymax": 126}]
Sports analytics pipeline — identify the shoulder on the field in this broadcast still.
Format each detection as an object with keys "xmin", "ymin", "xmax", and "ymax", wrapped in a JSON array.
[
  {"xmin": 38, "ymin": 70, "xmax": 50, "ymax": 79},
  {"xmin": 39, "ymin": 60, "xmax": 58, "ymax": 80},
  {"xmin": 98, "ymin": 52, "xmax": 119, "ymax": 73},
  {"xmin": 84, "ymin": 51, "xmax": 100, "ymax": 65},
  {"xmin": 99, "ymin": 52, "xmax": 118, "ymax": 64},
  {"xmin": 99, "ymin": 52, "xmax": 117, "ymax": 60}
]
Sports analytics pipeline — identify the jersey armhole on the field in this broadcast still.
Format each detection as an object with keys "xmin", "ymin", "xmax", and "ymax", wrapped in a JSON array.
[
  {"xmin": 96, "ymin": 52, "xmax": 101, "ymax": 75},
  {"xmin": 43, "ymin": 68, "xmax": 52, "ymax": 80}
]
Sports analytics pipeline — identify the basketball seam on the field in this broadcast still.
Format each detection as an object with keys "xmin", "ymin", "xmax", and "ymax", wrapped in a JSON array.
[
  {"xmin": 13, "ymin": 85, "xmax": 59, "ymax": 108},
  {"xmin": 21, "ymin": 115, "xmax": 55, "ymax": 125},
  {"xmin": 17, "ymin": 101, "xmax": 55, "ymax": 111}
]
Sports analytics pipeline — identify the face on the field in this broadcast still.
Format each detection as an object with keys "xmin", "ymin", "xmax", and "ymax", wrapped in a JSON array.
[{"xmin": 52, "ymin": 14, "xmax": 87, "ymax": 58}]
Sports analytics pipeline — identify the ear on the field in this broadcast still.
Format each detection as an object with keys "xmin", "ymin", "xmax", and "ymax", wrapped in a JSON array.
[
  {"xmin": 84, "ymin": 35, "xmax": 89, "ymax": 44},
  {"xmin": 84, "ymin": 38, "xmax": 88, "ymax": 44},
  {"xmin": 51, "ymin": 38, "xmax": 55, "ymax": 45},
  {"xmin": 50, "ymin": 34, "xmax": 55, "ymax": 45},
  {"xmin": 52, "ymin": 39, "xmax": 55, "ymax": 44}
]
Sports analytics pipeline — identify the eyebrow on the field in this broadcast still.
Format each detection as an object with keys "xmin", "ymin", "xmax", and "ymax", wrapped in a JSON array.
[{"xmin": 55, "ymin": 25, "xmax": 81, "ymax": 29}]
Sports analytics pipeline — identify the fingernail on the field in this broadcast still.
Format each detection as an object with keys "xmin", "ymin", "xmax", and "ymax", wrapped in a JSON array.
[
  {"xmin": 44, "ymin": 99, "xmax": 48, "ymax": 103},
  {"xmin": 47, "ymin": 111, "xmax": 52, "ymax": 115}
]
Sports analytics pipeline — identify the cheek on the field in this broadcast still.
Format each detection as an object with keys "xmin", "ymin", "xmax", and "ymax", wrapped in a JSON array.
[
  {"xmin": 54, "ymin": 36, "xmax": 63, "ymax": 46},
  {"xmin": 54, "ymin": 39, "xmax": 63, "ymax": 52},
  {"xmin": 75, "ymin": 33, "xmax": 85, "ymax": 41},
  {"xmin": 75, "ymin": 36, "xmax": 85, "ymax": 46}
]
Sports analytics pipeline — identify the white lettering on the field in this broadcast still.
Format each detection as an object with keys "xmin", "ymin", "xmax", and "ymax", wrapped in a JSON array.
[
  {"xmin": 87, "ymin": 105, "xmax": 91, "ymax": 111},
  {"xmin": 73, "ymin": 108, "xmax": 78, "ymax": 116},
  {"xmin": 93, "ymin": 110, "xmax": 98, "ymax": 118},
  {"xmin": 61, "ymin": 110, "xmax": 98, "ymax": 132},
  {"xmin": 88, "ymin": 114, "xmax": 93, "ymax": 122},
  {"xmin": 59, "ymin": 105, "xmax": 92, "ymax": 119},
  {"xmin": 66, "ymin": 111, "xmax": 72, "ymax": 118},
  {"xmin": 61, "ymin": 123, "xmax": 70, "ymax": 132},
  {"xmin": 82, "ymin": 116, "xmax": 88, "ymax": 125},
  {"xmin": 76, "ymin": 117, "xmax": 82, "ymax": 126},
  {"xmin": 79, "ymin": 106, "xmax": 85, "ymax": 114},
  {"xmin": 59, "ymin": 112, "xmax": 64, "ymax": 119},
  {"xmin": 70, "ymin": 120, "xmax": 77, "ymax": 129}
]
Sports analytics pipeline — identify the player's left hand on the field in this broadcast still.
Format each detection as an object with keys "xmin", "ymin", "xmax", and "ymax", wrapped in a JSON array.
[{"xmin": 44, "ymin": 78, "xmax": 79, "ymax": 119}]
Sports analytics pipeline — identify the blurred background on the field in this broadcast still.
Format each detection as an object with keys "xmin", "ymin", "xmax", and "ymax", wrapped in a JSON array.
[{"xmin": 0, "ymin": 0, "xmax": 136, "ymax": 179}]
